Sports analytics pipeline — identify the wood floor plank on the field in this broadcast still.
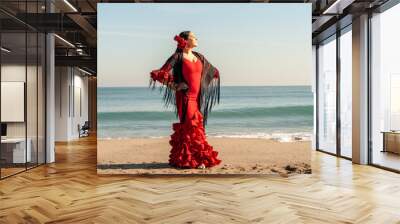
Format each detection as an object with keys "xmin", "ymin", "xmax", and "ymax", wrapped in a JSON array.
[{"xmin": 0, "ymin": 134, "xmax": 400, "ymax": 223}]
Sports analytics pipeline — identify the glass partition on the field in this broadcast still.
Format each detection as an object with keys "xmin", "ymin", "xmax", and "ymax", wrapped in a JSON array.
[
  {"xmin": 317, "ymin": 35, "xmax": 337, "ymax": 154},
  {"xmin": 27, "ymin": 30, "xmax": 38, "ymax": 169},
  {"xmin": 370, "ymin": 3, "xmax": 400, "ymax": 171},
  {"xmin": 1, "ymin": 31, "xmax": 28, "ymax": 177},
  {"xmin": 38, "ymin": 32, "xmax": 46, "ymax": 165},
  {"xmin": 0, "ymin": 1, "xmax": 46, "ymax": 179},
  {"xmin": 339, "ymin": 27, "xmax": 352, "ymax": 158}
]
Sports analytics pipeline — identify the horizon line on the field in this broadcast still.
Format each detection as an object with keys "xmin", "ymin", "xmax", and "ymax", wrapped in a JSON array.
[{"xmin": 98, "ymin": 84, "xmax": 312, "ymax": 88}]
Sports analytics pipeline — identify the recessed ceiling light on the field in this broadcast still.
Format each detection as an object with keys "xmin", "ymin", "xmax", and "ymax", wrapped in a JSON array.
[
  {"xmin": 63, "ymin": 0, "xmax": 78, "ymax": 12},
  {"xmin": 78, "ymin": 67, "xmax": 93, "ymax": 76},
  {"xmin": 1, "ymin": 47, "xmax": 11, "ymax": 53},
  {"xmin": 54, "ymin": 34, "xmax": 75, "ymax": 48},
  {"xmin": 322, "ymin": 0, "xmax": 350, "ymax": 15}
]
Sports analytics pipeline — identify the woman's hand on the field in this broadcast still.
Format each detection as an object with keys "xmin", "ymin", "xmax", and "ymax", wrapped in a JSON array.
[{"xmin": 175, "ymin": 82, "xmax": 188, "ymax": 91}]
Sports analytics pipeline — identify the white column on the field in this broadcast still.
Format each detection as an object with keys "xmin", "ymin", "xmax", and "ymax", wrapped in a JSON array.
[
  {"xmin": 45, "ymin": 0, "xmax": 56, "ymax": 163},
  {"xmin": 46, "ymin": 33, "xmax": 55, "ymax": 163},
  {"xmin": 352, "ymin": 14, "xmax": 369, "ymax": 164}
]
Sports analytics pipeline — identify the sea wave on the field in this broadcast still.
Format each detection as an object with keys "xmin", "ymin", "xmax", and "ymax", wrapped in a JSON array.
[
  {"xmin": 97, "ymin": 132, "xmax": 312, "ymax": 142},
  {"xmin": 210, "ymin": 132, "xmax": 312, "ymax": 142},
  {"xmin": 98, "ymin": 105, "xmax": 313, "ymax": 121}
]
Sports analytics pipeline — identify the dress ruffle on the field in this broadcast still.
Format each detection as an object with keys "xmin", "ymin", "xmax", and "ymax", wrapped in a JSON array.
[
  {"xmin": 150, "ymin": 69, "xmax": 174, "ymax": 85},
  {"xmin": 168, "ymin": 110, "xmax": 222, "ymax": 168}
]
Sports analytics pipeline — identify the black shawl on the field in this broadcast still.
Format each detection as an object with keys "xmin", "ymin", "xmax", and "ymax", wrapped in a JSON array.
[{"xmin": 149, "ymin": 51, "xmax": 221, "ymax": 127}]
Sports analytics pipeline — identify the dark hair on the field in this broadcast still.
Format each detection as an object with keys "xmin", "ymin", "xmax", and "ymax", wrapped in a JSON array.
[{"xmin": 175, "ymin": 31, "xmax": 191, "ymax": 53}]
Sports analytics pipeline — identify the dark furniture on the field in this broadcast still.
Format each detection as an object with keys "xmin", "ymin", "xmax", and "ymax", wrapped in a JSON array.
[
  {"xmin": 78, "ymin": 121, "xmax": 90, "ymax": 138},
  {"xmin": 381, "ymin": 131, "xmax": 400, "ymax": 154},
  {"xmin": 1, "ymin": 123, "xmax": 7, "ymax": 137}
]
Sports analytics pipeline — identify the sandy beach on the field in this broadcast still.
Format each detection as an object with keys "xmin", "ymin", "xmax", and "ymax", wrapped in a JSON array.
[{"xmin": 97, "ymin": 137, "xmax": 311, "ymax": 176}]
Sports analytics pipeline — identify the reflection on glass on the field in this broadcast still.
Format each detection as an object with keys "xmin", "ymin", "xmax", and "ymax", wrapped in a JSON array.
[
  {"xmin": 390, "ymin": 74, "xmax": 400, "ymax": 130},
  {"xmin": 38, "ymin": 32, "xmax": 46, "ymax": 165},
  {"xmin": 0, "ymin": 1, "xmax": 47, "ymax": 179},
  {"xmin": 27, "ymin": 31, "xmax": 38, "ymax": 169},
  {"xmin": 371, "ymin": 4, "xmax": 400, "ymax": 171},
  {"xmin": 340, "ymin": 29, "xmax": 352, "ymax": 158},
  {"xmin": 1, "ymin": 32, "xmax": 27, "ymax": 177},
  {"xmin": 318, "ymin": 36, "xmax": 337, "ymax": 154}
]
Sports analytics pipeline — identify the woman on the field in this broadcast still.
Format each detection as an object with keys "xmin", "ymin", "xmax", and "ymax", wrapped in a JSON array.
[{"xmin": 149, "ymin": 31, "xmax": 222, "ymax": 169}]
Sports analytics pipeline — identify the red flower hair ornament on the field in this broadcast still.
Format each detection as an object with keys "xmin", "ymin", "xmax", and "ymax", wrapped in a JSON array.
[{"xmin": 174, "ymin": 35, "xmax": 187, "ymax": 49}]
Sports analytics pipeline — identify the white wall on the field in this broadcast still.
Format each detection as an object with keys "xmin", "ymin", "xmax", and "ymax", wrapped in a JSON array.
[
  {"xmin": 54, "ymin": 66, "xmax": 89, "ymax": 141},
  {"xmin": 1, "ymin": 65, "xmax": 38, "ymax": 137},
  {"xmin": 70, "ymin": 72, "xmax": 89, "ymax": 138},
  {"xmin": 55, "ymin": 66, "xmax": 69, "ymax": 141}
]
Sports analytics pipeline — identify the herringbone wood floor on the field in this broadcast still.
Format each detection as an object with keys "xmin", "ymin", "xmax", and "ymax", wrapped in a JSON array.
[{"xmin": 1, "ymin": 134, "xmax": 400, "ymax": 224}]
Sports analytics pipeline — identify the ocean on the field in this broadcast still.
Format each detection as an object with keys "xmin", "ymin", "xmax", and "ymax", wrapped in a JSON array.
[{"xmin": 98, "ymin": 86, "xmax": 314, "ymax": 142}]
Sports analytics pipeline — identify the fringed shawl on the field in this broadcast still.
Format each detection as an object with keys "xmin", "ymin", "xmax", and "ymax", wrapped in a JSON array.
[{"xmin": 149, "ymin": 51, "xmax": 220, "ymax": 127}]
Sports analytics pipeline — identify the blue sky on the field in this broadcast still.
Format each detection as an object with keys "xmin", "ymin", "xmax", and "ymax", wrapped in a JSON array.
[{"xmin": 98, "ymin": 3, "xmax": 312, "ymax": 87}]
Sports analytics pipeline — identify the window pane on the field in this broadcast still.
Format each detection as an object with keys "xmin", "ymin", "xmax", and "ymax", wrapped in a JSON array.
[
  {"xmin": 340, "ymin": 28, "xmax": 352, "ymax": 158},
  {"xmin": 27, "ymin": 30, "xmax": 38, "ymax": 169},
  {"xmin": 38, "ymin": 32, "xmax": 46, "ymax": 165},
  {"xmin": 371, "ymin": 4, "xmax": 400, "ymax": 170},
  {"xmin": 1, "ymin": 31, "xmax": 28, "ymax": 177},
  {"xmin": 318, "ymin": 36, "xmax": 337, "ymax": 154}
]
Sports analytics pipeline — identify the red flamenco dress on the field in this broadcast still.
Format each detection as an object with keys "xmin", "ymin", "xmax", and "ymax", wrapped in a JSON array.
[
  {"xmin": 168, "ymin": 57, "xmax": 221, "ymax": 169},
  {"xmin": 150, "ymin": 56, "xmax": 222, "ymax": 169}
]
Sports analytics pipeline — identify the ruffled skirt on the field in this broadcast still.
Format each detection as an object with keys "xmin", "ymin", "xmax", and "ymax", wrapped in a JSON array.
[{"xmin": 168, "ymin": 110, "xmax": 222, "ymax": 168}]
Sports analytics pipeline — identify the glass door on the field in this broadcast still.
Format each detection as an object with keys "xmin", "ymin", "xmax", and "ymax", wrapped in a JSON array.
[
  {"xmin": 317, "ymin": 35, "xmax": 337, "ymax": 154},
  {"xmin": 1, "ymin": 30, "xmax": 28, "ymax": 177},
  {"xmin": 339, "ymin": 26, "xmax": 352, "ymax": 158},
  {"xmin": 370, "ymin": 3, "xmax": 400, "ymax": 171}
]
